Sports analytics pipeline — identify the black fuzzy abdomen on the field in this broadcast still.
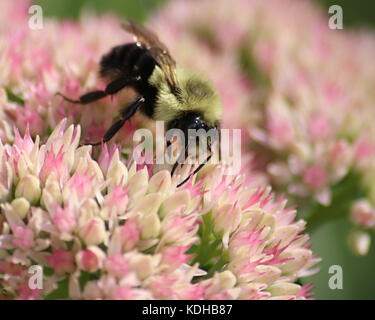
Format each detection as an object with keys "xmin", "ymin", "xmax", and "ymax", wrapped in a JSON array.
[
  {"xmin": 137, "ymin": 82, "xmax": 157, "ymax": 118},
  {"xmin": 100, "ymin": 43, "xmax": 156, "ymax": 81},
  {"xmin": 100, "ymin": 43, "xmax": 158, "ymax": 119}
]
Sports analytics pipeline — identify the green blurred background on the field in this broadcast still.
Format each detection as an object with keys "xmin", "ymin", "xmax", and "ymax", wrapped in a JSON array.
[{"xmin": 33, "ymin": 0, "xmax": 375, "ymax": 299}]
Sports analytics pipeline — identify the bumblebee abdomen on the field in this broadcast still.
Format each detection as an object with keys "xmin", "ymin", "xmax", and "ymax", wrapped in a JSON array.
[
  {"xmin": 99, "ymin": 43, "xmax": 159, "ymax": 119},
  {"xmin": 99, "ymin": 43, "xmax": 156, "ymax": 81}
]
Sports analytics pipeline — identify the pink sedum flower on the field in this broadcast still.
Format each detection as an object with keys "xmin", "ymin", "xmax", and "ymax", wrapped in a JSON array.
[
  {"xmin": 52, "ymin": 204, "xmax": 76, "ymax": 236},
  {"xmin": 105, "ymin": 254, "xmax": 129, "ymax": 278},
  {"xmin": 46, "ymin": 247, "xmax": 75, "ymax": 276},
  {"xmin": 76, "ymin": 247, "xmax": 106, "ymax": 272},
  {"xmin": 303, "ymin": 165, "xmax": 328, "ymax": 191},
  {"xmin": 148, "ymin": 0, "xmax": 375, "ymax": 254},
  {"xmin": 12, "ymin": 225, "xmax": 35, "ymax": 250},
  {"xmin": 78, "ymin": 217, "xmax": 107, "ymax": 246},
  {"xmin": 0, "ymin": 121, "xmax": 319, "ymax": 299},
  {"xmin": 350, "ymin": 200, "xmax": 375, "ymax": 229},
  {"xmin": 0, "ymin": 0, "xmax": 322, "ymax": 299},
  {"xmin": 39, "ymin": 146, "xmax": 69, "ymax": 185}
]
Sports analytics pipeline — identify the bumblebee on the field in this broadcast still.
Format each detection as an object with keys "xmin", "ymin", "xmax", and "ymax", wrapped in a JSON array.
[{"xmin": 58, "ymin": 20, "xmax": 222, "ymax": 186}]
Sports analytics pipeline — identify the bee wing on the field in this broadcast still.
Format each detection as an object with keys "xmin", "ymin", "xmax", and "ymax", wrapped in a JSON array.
[{"xmin": 122, "ymin": 20, "xmax": 177, "ymax": 89}]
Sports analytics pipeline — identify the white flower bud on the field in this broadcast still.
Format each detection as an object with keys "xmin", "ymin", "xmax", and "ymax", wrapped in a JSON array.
[
  {"xmin": 15, "ymin": 174, "xmax": 41, "ymax": 204},
  {"xmin": 83, "ymin": 281, "xmax": 103, "ymax": 300},
  {"xmin": 268, "ymin": 282, "xmax": 300, "ymax": 297},
  {"xmin": 11, "ymin": 197, "xmax": 30, "ymax": 219},
  {"xmin": 129, "ymin": 255, "xmax": 156, "ymax": 279},
  {"xmin": 348, "ymin": 230, "xmax": 371, "ymax": 256},
  {"xmin": 218, "ymin": 270, "xmax": 237, "ymax": 290},
  {"xmin": 139, "ymin": 212, "xmax": 161, "ymax": 240},
  {"xmin": 78, "ymin": 217, "xmax": 106, "ymax": 246},
  {"xmin": 106, "ymin": 150, "xmax": 128, "ymax": 189},
  {"xmin": 147, "ymin": 170, "xmax": 171, "ymax": 195}
]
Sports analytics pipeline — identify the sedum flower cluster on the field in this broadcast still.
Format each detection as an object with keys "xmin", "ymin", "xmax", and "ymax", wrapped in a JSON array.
[
  {"xmin": 148, "ymin": 0, "xmax": 375, "ymax": 254},
  {"xmin": 0, "ymin": 0, "xmax": 321, "ymax": 300},
  {"xmin": 0, "ymin": 120, "xmax": 319, "ymax": 299},
  {"xmin": 0, "ymin": 0, "xmax": 146, "ymax": 147}
]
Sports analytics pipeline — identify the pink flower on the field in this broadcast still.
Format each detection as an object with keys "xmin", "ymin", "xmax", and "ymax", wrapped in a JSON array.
[
  {"xmin": 0, "ymin": 0, "xmax": 325, "ymax": 298},
  {"xmin": 116, "ymin": 219, "xmax": 141, "ymax": 252},
  {"xmin": 76, "ymin": 247, "xmax": 105, "ymax": 272},
  {"xmin": 0, "ymin": 122, "xmax": 319, "ymax": 299},
  {"xmin": 52, "ymin": 204, "xmax": 76, "ymax": 235},
  {"xmin": 109, "ymin": 286, "xmax": 138, "ymax": 300},
  {"xmin": 303, "ymin": 165, "xmax": 327, "ymax": 190},
  {"xmin": 145, "ymin": 0, "xmax": 375, "ymax": 259},
  {"xmin": 98, "ymin": 143, "xmax": 118, "ymax": 175},
  {"xmin": 15, "ymin": 104, "xmax": 44, "ymax": 137},
  {"xmin": 159, "ymin": 246, "xmax": 193, "ymax": 271},
  {"xmin": 105, "ymin": 254, "xmax": 129, "ymax": 278},
  {"xmin": 103, "ymin": 183, "xmax": 129, "ymax": 216},
  {"xmin": 146, "ymin": 274, "xmax": 178, "ymax": 299},
  {"xmin": 308, "ymin": 114, "xmax": 332, "ymax": 141},
  {"xmin": 39, "ymin": 146, "xmax": 69, "ymax": 185},
  {"xmin": 78, "ymin": 217, "xmax": 106, "ymax": 246},
  {"xmin": 350, "ymin": 200, "xmax": 375, "ymax": 229},
  {"xmin": 13, "ymin": 126, "xmax": 34, "ymax": 155},
  {"xmin": 354, "ymin": 137, "xmax": 375, "ymax": 167},
  {"xmin": 64, "ymin": 170, "xmax": 95, "ymax": 201},
  {"xmin": 46, "ymin": 247, "xmax": 75, "ymax": 275},
  {"xmin": 328, "ymin": 140, "xmax": 351, "ymax": 167},
  {"xmin": 267, "ymin": 116, "xmax": 294, "ymax": 147},
  {"xmin": 17, "ymin": 283, "xmax": 42, "ymax": 300},
  {"xmin": 12, "ymin": 226, "xmax": 34, "ymax": 250}
]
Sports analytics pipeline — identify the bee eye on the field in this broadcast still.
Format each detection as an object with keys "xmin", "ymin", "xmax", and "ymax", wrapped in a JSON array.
[
  {"xmin": 188, "ymin": 118, "xmax": 210, "ymax": 132},
  {"xmin": 188, "ymin": 123, "xmax": 197, "ymax": 130},
  {"xmin": 188, "ymin": 119, "xmax": 201, "ymax": 130}
]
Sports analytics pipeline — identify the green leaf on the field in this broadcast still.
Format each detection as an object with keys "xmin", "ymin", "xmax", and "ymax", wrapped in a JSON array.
[
  {"xmin": 121, "ymin": 151, "xmax": 129, "ymax": 160},
  {"xmin": 304, "ymin": 171, "xmax": 367, "ymax": 233},
  {"xmin": 45, "ymin": 278, "xmax": 69, "ymax": 300},
  {"xmin": 79, "ymin": 271, "xmax": 102, "ymax": 291},
  {"xmin": 47, "ymin": 126, "xmax": 53, "ymax": 136},
  {"xmin": 4, "ymin": 86, "xmax": 24, "ymax": 106},
  {"xmin": 191, "ymin": 211, "xmax": 229, "ymax": 279},
  {"xmin": 238, "ymin": 45, "xmax": 270, "ymax": 89}
]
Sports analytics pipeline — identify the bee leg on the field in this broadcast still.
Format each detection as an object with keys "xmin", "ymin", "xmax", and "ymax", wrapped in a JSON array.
[
  {"xmin": 56, "ymin": 76, "xmax": 139, "ymax": 104},
  {"xmin": 56, "ymin": 91, "xmax": 107, "ymax": 104},
  {"xmin": 105, "ymin": 76, "xmax": 139, "ymax": 95},
  {"xmin": 170, "ymin": 144, "xmax": 189, "ymax": 177},
  {"xmin": 177, "ymin": 145, "xmax": 212, "ymax": 188},
  {"xmin": 218, "ymin": 129, "xmax": 222, "ymax": 161},
  {"xmin": 166, "ymin": 139, "xmax": 172, "ymax": 162},
  {"xmin": 121, "ymin": 96, "xmax": 145, "ymax": 119},
  {"xmin": 89, "ymin": 118, "xmax": 126, "ymax": 146},
  {"xmin": 166, "ymin": 139, "xmax": 180, "ymax": 172},
  {"xmin": 89, "ymin": 97, "xmax": 145, "ymax": 146},
  {"xmin": 170, "ymin": 161, "xmax": 179, "ymax": 177},
  {"xmin": 170, "ymin": 151, "xmax": 184, "ymax": 177}
]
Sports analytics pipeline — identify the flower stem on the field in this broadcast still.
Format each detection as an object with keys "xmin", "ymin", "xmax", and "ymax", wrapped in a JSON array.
[{"xmin": 304, "ymin": 171, "xmax": 367, "ymax": 233}]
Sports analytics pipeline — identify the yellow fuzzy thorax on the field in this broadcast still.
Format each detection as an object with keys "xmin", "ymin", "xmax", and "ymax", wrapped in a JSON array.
[{"xmin": 148, "ymin": 66, "xmax": 222, "ymax": 127}]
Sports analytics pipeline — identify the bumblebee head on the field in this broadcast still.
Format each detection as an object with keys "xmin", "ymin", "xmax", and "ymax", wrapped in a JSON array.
[
  {"xmin": 168, "ymin": 111, "xmax": 208, "ymax": 137},
  {"xmin": 167, "ymin": 112, "xmax": 219, "ymax": 158}
]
